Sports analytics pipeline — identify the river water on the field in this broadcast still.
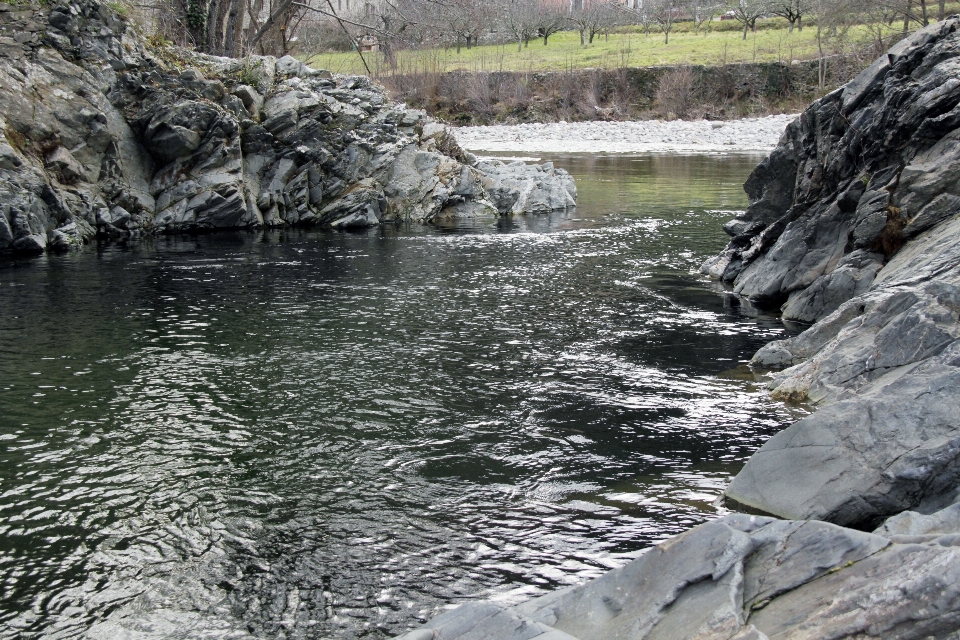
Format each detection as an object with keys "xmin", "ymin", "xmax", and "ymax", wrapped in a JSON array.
[{"xmin": 0, "ymin": 154, "xmax": 804, "ymax": 639}]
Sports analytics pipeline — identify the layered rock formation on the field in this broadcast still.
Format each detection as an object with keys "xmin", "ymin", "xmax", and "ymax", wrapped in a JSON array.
[
  {"xmin": 397, "ymin": 512, "xmax": 960, "ymax": 640},
  {"xmin": 0, "ymin": 0, "xmax": 575, "ymax": 255},
  {"xmin": 398, "ymin": 20, "xmax": 960, "ymax": 640},
  {"xmin": 700, "ymin": 18, "xmax": 960, "ymax": 530}
]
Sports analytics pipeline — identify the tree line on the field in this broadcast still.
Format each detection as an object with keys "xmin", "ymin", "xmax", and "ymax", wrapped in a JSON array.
[{"xmin": 138, "ymin": 0, "xmax": 949, "ymax": 62}]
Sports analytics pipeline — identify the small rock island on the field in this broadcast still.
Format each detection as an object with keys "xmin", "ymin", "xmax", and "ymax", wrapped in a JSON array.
[{"xmin": 0, "ymin": 0, "xmax": 575, "ymax": 254}]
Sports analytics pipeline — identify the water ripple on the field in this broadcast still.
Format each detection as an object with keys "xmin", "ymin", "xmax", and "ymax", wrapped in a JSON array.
[{"xmin": 0, "ymin": 154, "xmax": 804, "ymax": 638}]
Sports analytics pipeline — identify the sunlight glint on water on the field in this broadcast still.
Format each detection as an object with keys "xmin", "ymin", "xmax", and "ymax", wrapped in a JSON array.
[{"xmin": 0, "ymin": 153, "xmax": 804, "ymax": 639}]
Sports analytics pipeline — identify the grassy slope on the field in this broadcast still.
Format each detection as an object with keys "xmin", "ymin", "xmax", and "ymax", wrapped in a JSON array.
[{"xmin": 305, "ymin": 19, "xmax": 905, "ymax": 77}]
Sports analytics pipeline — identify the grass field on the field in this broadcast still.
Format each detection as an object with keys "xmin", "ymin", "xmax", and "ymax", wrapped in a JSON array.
[{"xmin": 304, "ymin": 18, "xmax": 907, "ymax": 77}]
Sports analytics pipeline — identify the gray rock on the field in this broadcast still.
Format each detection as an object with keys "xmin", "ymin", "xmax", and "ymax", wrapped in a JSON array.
[
  {"xmin": 275, "ymin": 54, "xmax": 315, "ymax": 78},
  {"xmin": 231, "ymin": 84, "xmax": 263, "ymax": 116},
  {"xmin": 875, "ymin": 502, "xmax": 960, "ymax": 538},
  {"xmin": 727, "ymin": 357, "xmax": 960, "ymax": 528},
  {"xmin": 398, "ymin": 513, "xmax": 960, "ymax": 640},
  {"xmin": 476, "ymin": 160, "xmax": 577, "ymax": 214},
  {"xmin": 703, "ymin": 16, "xmax": 960, "ymax": 322},
  {"xmin": 0, "ymin": 0, "xmax": 577, "ymax": 255},
  {"xmin": 779, "ymin": 250, "xmax": 883, "ymax": 323},
  {"xmin": 45, "ymin": 146, "xmax": 85, "ymax": 183}
]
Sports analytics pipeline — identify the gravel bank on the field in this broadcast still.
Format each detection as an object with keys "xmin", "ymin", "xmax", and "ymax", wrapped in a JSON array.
[{"xmin": 453, "ymin": 114, "xmax": 797, "ymax": 154}]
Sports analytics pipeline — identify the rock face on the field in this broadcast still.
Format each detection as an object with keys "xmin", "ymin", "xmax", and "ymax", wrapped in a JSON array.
[
  {"xmin": 396, "ymin": 513, "xmax": 960, "ymax": 640},
  {"xmin": 697, "ymin": 19, "xmax": 960, "ymax": 529},
  {"xmin": 399, "ymin": 22, "xmax": 960, "ymax": 640},
  {"xmin": 0, "ymin": 0, "xmax": 575, "ymax": 255}
]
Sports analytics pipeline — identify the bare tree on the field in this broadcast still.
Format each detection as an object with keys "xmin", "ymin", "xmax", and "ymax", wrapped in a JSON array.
[
  {"xmin": 532, "ymin": 2, "xmax": 567, "ymax": 45},
  {"xmin": 501, "ymin": 0, "xmax": 538, "ymax": 51},
  {"xmin": 769, "ymin": 0, "xmax": 805, "ymax": 30},
  {"xmin": 649, "ymin": 0, "xmax": 682, "ymax": 43},
  {"xmin": 685, "ymin": 0, "xmax": 720, "ymax": 34},
  {"xmin": 727, "ymin": 0, "xmax": 770, "ymax": 39},
  {"xmin": 568, "ymin": 1, "xmax": 617, "ymax": 45}
]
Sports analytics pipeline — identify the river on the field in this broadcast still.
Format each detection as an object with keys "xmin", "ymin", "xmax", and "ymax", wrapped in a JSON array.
[{"xmin": 0, "ymin": 153, "xmax": 804, "ymax": 639}]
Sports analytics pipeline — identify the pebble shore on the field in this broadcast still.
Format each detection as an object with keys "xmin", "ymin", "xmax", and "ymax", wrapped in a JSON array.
[{"xmin": 453, "ymin": 114, "xmax": 797, "ymax": 154}]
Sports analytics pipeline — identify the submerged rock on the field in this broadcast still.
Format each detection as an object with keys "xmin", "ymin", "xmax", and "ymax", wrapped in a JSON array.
[{"xmin": 0, "ymin": 0, "xmax": 575, "ymax": 255}]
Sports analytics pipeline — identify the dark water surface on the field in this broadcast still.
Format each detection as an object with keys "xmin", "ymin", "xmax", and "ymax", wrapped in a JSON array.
[{"xmin": 0, "ymin": 154, "xmax": 804, "ymax": 639}]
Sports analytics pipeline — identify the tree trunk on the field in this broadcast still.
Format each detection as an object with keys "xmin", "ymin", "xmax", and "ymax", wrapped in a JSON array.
[
  {"xmin": 920, "ymin": 0, "xmax": 928, "ymax": 24},
  {"xmin": 543, "ymin": 33, "xmax": 549, "ymax": 45},
  {"xmin": 742, "ymin": 22, "xmax": 748, "ymax": 39},
  {"xmin": 247, "ymin": 0, "xmax": 296, "ymax": 53},
  {"xmin": 580, "ymin": 29, "xmax": 585, "ymax": 45},
  {"xmin": 797, "ymin": 15, "xmax": 802, "ymax": 31},
  {"xmin": 664, "ymin": 29, "xmax": 669, "ymax": 44},
  {"xmin": 903, "ymin": 0, "xmax": 912, "ymax": 34},
  {"xmin": 222, "ymin": 0, "xmax": 246, "ymax": 58},
  {"xmin": 817, "ymin": 28, "xmax": 825, "ymax": 88},
  {"xmin": 939, "ymin": 0, "xmax": 945, "ymax": 20},
  {"xmin": 186, "ymin": 0, "xmax": 207, "ymax": 49},
  {"xmin": 588, "ymin": 31, "xmax": 594, "ymax": 43},
  {"xmin": 206, "ymin": 0, "xmax": 230, "ymax": 54}
]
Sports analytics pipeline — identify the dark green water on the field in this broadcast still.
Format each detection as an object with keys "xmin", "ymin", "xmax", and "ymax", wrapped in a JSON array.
[{"xmin": 0, "ymin": 154, "xmax": 803, "ymax": 639}]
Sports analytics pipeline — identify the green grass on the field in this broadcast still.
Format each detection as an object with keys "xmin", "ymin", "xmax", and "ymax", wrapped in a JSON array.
[{"xmin": 304, "ymin": 19, "xmax": 906, "ymax": 77}]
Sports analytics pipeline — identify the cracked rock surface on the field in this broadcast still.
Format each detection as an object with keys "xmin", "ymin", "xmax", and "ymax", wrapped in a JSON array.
[{"xmin": 0, "ymin": 0, "xmax": 575, "ymax": 255}]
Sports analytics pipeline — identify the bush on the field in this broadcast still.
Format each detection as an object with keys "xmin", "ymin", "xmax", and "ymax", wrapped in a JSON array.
[{"xmin": 655, "ymin": 66, "xmax": 697, "ymax": 118}]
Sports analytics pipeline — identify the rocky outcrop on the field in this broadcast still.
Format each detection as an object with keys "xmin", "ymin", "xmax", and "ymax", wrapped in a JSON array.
[
  {"xmin": 398, "ymin": 22, "xmax": 960, "ymax": 640},
  {"xmin": 396, "ymin": 513, "xmax": 960, "ymax": 640},
  {"xmin": 696, "ymin": 19, "xmax": 960, "ymax": 529},
  {"xmin": 0, "ymin": 0, "xmax": 575, "ymax": 255}
]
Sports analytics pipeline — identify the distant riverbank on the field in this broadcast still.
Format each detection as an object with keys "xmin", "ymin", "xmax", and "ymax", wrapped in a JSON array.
[{"xmin": 453, "ymin": 114, "xmax": 796, "ymax": 154}]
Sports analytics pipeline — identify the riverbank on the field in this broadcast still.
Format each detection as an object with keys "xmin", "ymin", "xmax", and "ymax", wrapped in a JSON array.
[
  {"xmin": 398, "ymin": 17, "xmax": 960, "ymax": 640},
  {"xmin": 453, "ymin": 114, "xmax": 796, "ymax": 154},
  {"xmin": 384, "ymin": 63, "xmax": 824, "ymax": 126}
]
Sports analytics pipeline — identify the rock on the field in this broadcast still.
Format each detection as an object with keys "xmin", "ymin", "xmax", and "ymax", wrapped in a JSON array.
[
  {"xmin": 275, "ymin": 55, "xmax": 315, "ymax": 78},
  {"xmin": 875, "ymin": 502, "xmax": 960, "ymax": 538},
  {"xmin": 398, "ymin": 513, "xmax": 960, "ymax": 640},
  {"xmin": 703, "ymin": 17, "xmax": 960, "ymax": 321},
  {"xmin": 231, "ymin": 84, "xmax": 263, "ymax": 116},
  {"xmin": 0, "ymin": 0, "xmax": 577, "ymax": 256},
  {"xmin": 476, "ymin": 160, "xmax": 577, "ymax": 214},
  {"xmin": 726, "ymin": 361, "xmax": 960, "ymax": 527},
  {"xmin": 45, "ymin": 146, "xmax": 85, "ymax": 183},
  {"xmin": 705, "ymin": 21, "xmax": 960, "ymax": 538},
  {"xmin": 779, "ymin": 249, "xmax": 883, "ymax": 323}
]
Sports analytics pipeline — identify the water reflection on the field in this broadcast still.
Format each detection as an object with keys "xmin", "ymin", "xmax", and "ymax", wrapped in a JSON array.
[{"xmin": 0, "ymin": 153, "xmax": 803, "ymax": 639}]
